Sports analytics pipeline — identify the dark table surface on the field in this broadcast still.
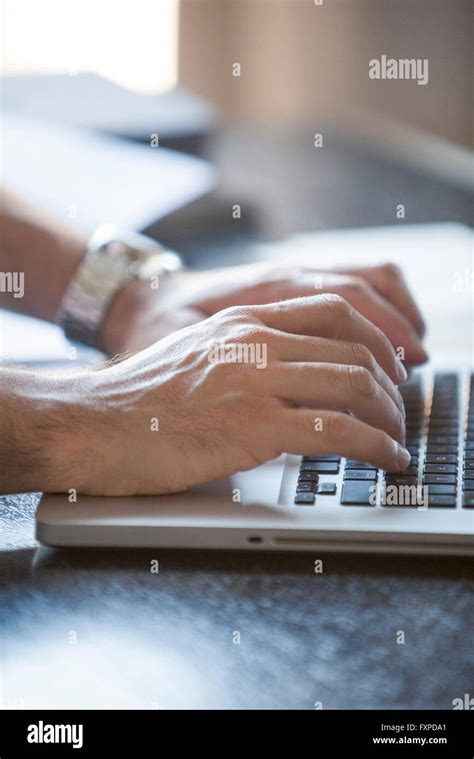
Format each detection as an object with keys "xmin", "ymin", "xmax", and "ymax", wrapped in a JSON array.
[
  {"xmin": 1, "ymin": 127, "xmax": 473, "ymax": 710},
  {"xmin": 1, "ymin": 492, "xmax": 473, "ymax": 710}
]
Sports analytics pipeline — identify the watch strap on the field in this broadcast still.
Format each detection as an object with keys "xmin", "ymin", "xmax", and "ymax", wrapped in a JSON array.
[{"xmin": 57, "ymin": 224, "xmax": 183, "ymax": 348}]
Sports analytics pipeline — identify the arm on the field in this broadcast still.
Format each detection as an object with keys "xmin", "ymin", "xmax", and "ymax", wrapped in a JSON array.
[
  {"xmin": 0, "ymin": 189, "xmax": 206, "ymax": 354},
  {"xmin": 0, "ymin": 296, "xmax": 411, "ymax": 496},
  {"xmin": 0, "ymin": 367, "xmax": 84, "ymax": 494},
  {"xmin": 0, "ymin": 189, "xmax": 87, "ymax": 322}
]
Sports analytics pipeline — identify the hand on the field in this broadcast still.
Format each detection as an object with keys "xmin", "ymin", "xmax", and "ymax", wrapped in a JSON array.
[
  {"xmin": 53, "ymin": 295, "xmax": 411, "ymax": 496},
  {"xmin": 101, "ymin": 261, "xmax": 428, "ymax": 365},
  {"xmin": 0, "ymin": 190, "xmax": 427, "ymax": 366}
]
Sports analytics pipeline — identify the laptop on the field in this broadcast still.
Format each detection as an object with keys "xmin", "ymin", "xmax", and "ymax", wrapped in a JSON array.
[{"xmin": 36, "ymin": 224, "xmax": 474, "ymax": 555}]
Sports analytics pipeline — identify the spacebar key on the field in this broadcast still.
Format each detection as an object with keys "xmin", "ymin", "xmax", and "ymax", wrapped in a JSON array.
[{"xmin": 341, "ymin": 481, "xmax": 376, "ymax": 506}]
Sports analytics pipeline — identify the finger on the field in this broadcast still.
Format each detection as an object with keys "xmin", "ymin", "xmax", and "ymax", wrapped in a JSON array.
[
  {"xmin": 268, "ymin": 333, "xmax": 404, "ymax": 417},
  {"xmin": 331, "ymin": 279, "xmax": 428, "ymax": 365},
  {"xmin": 273, "ymin": 407, "xmax": 411, "ymax": 471},
  {"xmin": 264, "ymin": 274, "xmax": 427, "ymax": 365},
  {"xmin": 253, "ymin": 295, "xmax": 407, "ymax": 384},
  {"xmin": 340, "ymin": 264, "xmax": 426, "ymax": 337},
  {"xmin": 266, "ymin": 362, "xmax": 405, "ymax": 444}
]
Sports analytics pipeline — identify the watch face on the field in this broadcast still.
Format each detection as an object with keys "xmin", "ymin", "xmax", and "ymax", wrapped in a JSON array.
[{"xmin": 57, "ymin": 227, "xmax": 183, "ymax": 348}]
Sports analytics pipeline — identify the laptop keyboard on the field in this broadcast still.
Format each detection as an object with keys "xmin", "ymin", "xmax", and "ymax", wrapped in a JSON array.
[{"xmin": 294, "ymin": 371, "xmax": 474, "ymax": 509}]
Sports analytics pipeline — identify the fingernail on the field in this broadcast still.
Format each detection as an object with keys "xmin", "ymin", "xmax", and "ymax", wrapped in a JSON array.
[
  {"xmin": 395, "ymin": 442, "xmax": 411, "ymax": 471},
  {"xmin": 398, "ymin": 391, "xmax": 406, "ymax": 420},
  {"xmin": 396, "ymin": 359, "xmax": 408, "ymax": 383}
]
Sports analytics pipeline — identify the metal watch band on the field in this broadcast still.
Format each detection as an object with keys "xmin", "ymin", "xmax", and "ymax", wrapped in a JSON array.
[{"xmin": 56, "ymin": 224, "xmax": 183, "ymax": 349}]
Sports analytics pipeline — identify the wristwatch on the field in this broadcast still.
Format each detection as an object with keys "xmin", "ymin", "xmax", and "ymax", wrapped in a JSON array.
[{"xmin": 56, "ymin": 224, "xmax": 184, "ymax": 348}]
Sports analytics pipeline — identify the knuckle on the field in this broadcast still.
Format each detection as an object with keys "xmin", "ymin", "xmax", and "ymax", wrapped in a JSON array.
[
  {"xmin": 325, "ymin": 412, "xmax": 351, "ymax": 446},
  {"xmin": 351, "ymin": 342, "xmax": 376, "ymax": 372},
  {"xmin": 345, "ymin": 276, "xmax": 368, "ymax": 296},
  {"xmin": 348, "ymin": 365, "xmax": 375, "ymax": 397},
  {"xmin": 214, "ymin": 308, "xmax": 269, "ymax": 342},
  {"xmin": 324, "ymin": 293, "xmax": 350, "ymax": 312},
  {"xmin": 218, "ymin": 304, "xmax": 244, "ymax": 320},
  {"xmin": 238, "ymin": 323, "xmax": 268, "ymax": 344},
  {"xmin": 322, "ymin": 294, "xmax": 354, "ymax": 323},
  {"xmin": 381, "ymin": 262, "xmax": 402, "ymax": 281},
  {"xmin": 218, "ymin": 304, "xmax": 257, "ymax": 324},
  {"xmin": 250, "ymin": 395, "xmax": 281, "ymax": 426}
]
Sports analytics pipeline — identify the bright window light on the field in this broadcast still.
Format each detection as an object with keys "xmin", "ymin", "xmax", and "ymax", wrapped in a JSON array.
[{"xmin": 0, "ymin": 0, "xmax": 179, "ymax": 93}]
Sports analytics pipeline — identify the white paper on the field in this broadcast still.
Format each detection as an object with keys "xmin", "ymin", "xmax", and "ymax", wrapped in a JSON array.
[{"xmin": 1, "ymin": 112, "xmax": 216, "ymax": 234}]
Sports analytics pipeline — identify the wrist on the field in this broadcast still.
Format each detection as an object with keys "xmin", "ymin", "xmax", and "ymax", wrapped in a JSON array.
[
  {"xmin": 46, "ymin": 232, "xmax": 88, "ymax": 321},
  {"xmin": 0, "ymin": 369, "xmax": 95, "ymax": 494},
  {"xmin": 0, "ymin": 191, "xmax": 87, "ymax": 321},
  {"xmin": 98, "ymin": 273, "xmax": 191, "ymax": 355},
  {"xmin": 98, "ymin": 277, "xmax": 149, "ymax": 356},
  {"xmin": 56, "ymin": 225, "xmax": 184, "ymax": 354}
]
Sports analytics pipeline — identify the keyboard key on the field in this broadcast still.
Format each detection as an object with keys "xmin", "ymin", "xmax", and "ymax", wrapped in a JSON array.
[
  {"xmin": 463, "ymin": 481, "xmax": 474, "ymax": 491},
  {"xmin": 423, "ymin": 474, "xmax": 457, "ymax": 485},
  {"xmin": 426, "ymin": 484, "xmax": 457, "ymax": 495},
  {"xmin": 427, "ymin": 495, "xmax": 456, "ymax": 508},
  {"xmin": 294, "ymin": 492, "xmax": 316, "ymax": 505},
  {"xmin": 317, "ymin": 482, "xmax": 337, "ymax": 495},
  {"xmin": 302, "ymin": 455, "xmax": 340, "ymax": 462},
  {"xmin": 427, "ymin": 435, "xmax": 458, "ymax": 445},
  {"xmin": 462, "ymin": 494, "xmax": 474, "ymax": 508},
  {"xmin": 464, "ymin": 461, "xmax": 474, "ymax": 469},
  {"xmin": 296, "ymin": 482, "xmax": 316, "ymax": 492},
  {"xmin": 345, "ymin": 461, "xmax": 377, "ymax": 470},
  {"xmin": 428, "ymin": 422, "xmax": 458, "ymax": 431},
  {"xmin": 382, "ymin": 497, "xmax": 420, "ymax": 509},
  {"xmin": 429, "ymin": 411, "xmax": 458, "ymax": 418},
  {"xmin": 426, "ymin": 445, "xmax": 458, "ymax": 454},
  {"xmin": 425, "ymin": 454, "xmax": 457, "ymax": 464},
  {"xmin": 424, "ymin": 464, "xmax": 457, "ymax": 474},
  {"xmin": 341, "ymin": 481, "xmax": 376, "ymax": 506},
  {"xmin": 300, "ymin": 461, "xmax": 340, "ymax": 474},
  {"xmin": 344, "ymin": 469, "xmax": 378, "ymax": 481},
  {"xmin": 384, "ymin": 476, "xmax": 417, "ymax": 486},
  {"xmin": 298, "ymin": 471, "xmax": 319, "ymax": 482},
  {"xmin": 385, "ymin": 466, "xmax": 418, "ymax": 477}
]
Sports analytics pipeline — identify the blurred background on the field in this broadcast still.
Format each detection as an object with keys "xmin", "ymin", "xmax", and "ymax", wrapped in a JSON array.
[
  {"xmin": 1, "ymin": 1, "xmax": 473, "ymax": 709},
  {"xmin": 1, "ymin": 0, "xmax": 473, "ymax": 265}
]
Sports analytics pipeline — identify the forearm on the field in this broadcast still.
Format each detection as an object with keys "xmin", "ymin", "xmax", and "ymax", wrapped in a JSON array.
[
  {"xmin": 0, "ymin": 189, "xmax": 87, "ymax": 321},
  {"xmin": 0, "ymin": 367, "xmax": 91, "ymax": 494}
]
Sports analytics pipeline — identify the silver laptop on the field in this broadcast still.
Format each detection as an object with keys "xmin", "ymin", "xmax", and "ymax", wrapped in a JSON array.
[
  {"xmin": 36, "ymin": 225, "xmax": 474, "ymax": 555},
  {"xmin": 36, "ymin": 365, "xmax": 474, "ymax": 556}
]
